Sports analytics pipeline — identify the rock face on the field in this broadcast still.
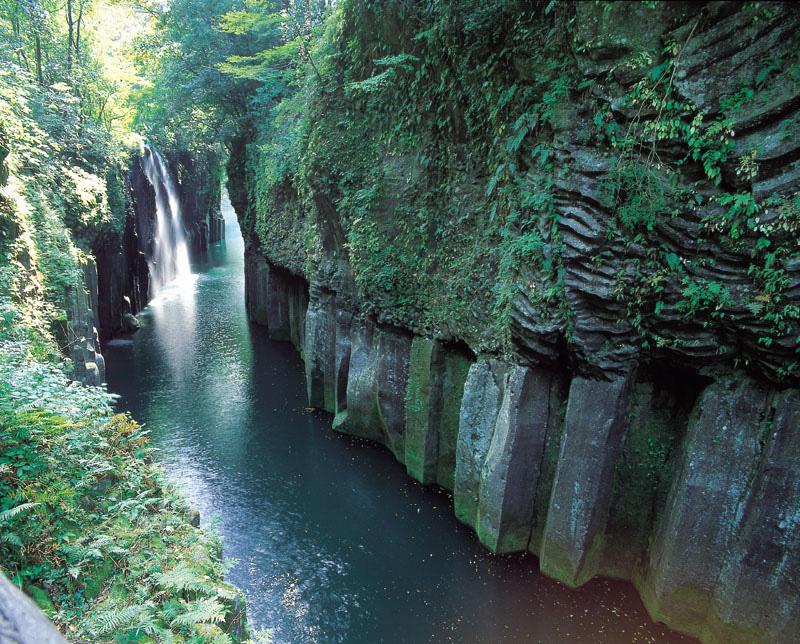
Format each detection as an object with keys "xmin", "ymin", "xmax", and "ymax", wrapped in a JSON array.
[
  {"xmin": 229, "ymin": 3, "xmax": 800, "ymax": 642},
  {"xmin": 239, "ymin": 250, "xmax": 800, "ymax": 644},
  {"xmin": 478, "ymin": 366, "xmax": 564, "ymax": 554},
  {"xmin": 540, "ymin": 373, "xmax": 636, "ymax": 587},
  {"xmin": 0, "ymin": 572, "xmax": 67, "ymax": 643},
  {"xmin": 63, "ymin": 259, "xmax": 106, "ymax": 386},
  {"xmin": 454, "ymin": 360, "xmax": 507, "ymax": 531}
]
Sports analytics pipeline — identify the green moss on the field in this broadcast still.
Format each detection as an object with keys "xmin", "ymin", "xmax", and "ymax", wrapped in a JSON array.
[
  {"xmin": 539, "ymin": 532, "xmax": 606, "ymax": 589},
  {"xmin": 25, "ymin": 584, "xmax": 56, "ymax": 617},
  {"xmin": 435, "ymin": 350, "xmax": 472, "ymax": 491},
  {"xmin": 635, "ymin": 576, "xmax": 770, "ymax": 644},
  {"xmin": 84, "ymin": 559, "xmax": 115, "ymax": 600},
  {"xmin": 404, "ymin": 338, "xmax": 436, "ymax": 484}
]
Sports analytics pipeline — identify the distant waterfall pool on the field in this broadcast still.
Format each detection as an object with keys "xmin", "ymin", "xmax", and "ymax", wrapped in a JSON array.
[{"xmin": 104, "ymin": 195, "xmax": 693, "ymax": 643}]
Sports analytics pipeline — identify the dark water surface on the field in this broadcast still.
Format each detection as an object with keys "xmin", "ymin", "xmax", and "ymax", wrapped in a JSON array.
[{"xmin": 104, "ymin": 197, "xmax": 693, "ymax": 644}]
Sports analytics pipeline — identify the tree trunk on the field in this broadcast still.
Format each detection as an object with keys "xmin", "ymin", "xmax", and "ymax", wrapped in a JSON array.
[
  {"xmin": 67, "ymin": 0, "xmax": 74, "ymax": 71},
  {"xmin": 75, "ymin": 0, "xmax": 84, "ymax": 61},
  {"xmin": 34, "ymin": 33, "xmax": 43, "ymax": 84}
]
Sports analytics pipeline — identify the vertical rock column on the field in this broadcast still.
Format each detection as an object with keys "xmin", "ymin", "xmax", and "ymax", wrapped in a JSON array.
[
  {"xmin": 477, "ymin": 367, "xmax": 564, "ymax": 553},
  {"xmin": 304, "ymin": 289, "xmax": 337, "ymax": 413},
  {"xmin": 539, "ymin": 372, "xmax": 635, "ymax": 587},
  {"xmin": 404, "ymin": 338, "xmax": 439, "ymax": 484},
  {"xmin": 67, "ymin": 258, "xmax": 105, "ymax": 386},
  {"xmin": 375, "ymin": 328, "xmax": 412, "ymax": 462},
  {"xmin": 334, "ymin": 319, "xmax": 384, "ymax": 442},
  {"xmin": 287, "ymin": 277, "xmax": 309, "ymax": 356},
  {"xmin": 264, "ymin": 266, "xmax": 291, "ymax": 341},
  {"xmin": 244, "ymin": 253, "xmax": 270, "ymax": 327},
  {"xmin": 333, "ymin": 321, "xmax": 412, "ymax": 460},
  {"xmin": 435, "ymin": 348, "xmax": 473, "ymax": 491},
  {"xmin": 643, "ymin": 377, "xmax": 771, "ymax": 638},
  {"xmin": 334, "ymin": 308, "xmax": 354, "ymax": 424},
  {"xmin": 454, "ymin": 360, "xmax": 508, "ymax": 531},
  {"xmin": 714, "ymin": 388, "xmax": 800, "ymax": 641}
]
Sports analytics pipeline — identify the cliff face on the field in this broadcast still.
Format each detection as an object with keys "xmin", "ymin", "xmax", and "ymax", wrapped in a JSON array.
[{"xmin": 232, "ymin": 2, "xmax": 800, "ymax": 642}]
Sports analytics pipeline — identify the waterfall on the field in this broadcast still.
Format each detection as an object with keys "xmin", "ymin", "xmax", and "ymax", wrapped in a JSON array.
[{"xmin": 142, "ymin": 146, "xmax": 192, "ymax": 296}]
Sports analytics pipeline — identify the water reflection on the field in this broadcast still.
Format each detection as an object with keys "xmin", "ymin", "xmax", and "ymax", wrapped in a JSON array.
[
  {"xmin": 148, "ymin": 273, "xmax": 199, "ymax": 384},
  {"xmin": 104, "ymin": 194, "xmax": 695, "ymax": 644}
]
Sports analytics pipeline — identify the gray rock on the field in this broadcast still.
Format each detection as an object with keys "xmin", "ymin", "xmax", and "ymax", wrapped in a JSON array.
[
  {"xmin": 454, "ymin": 360, "xmax": 507, "ymax": 530},
  {"xmin": 334, "ymin": 320, "xmax": 383, "ymax": 442},
  {"xmin": 645, "ymin": 376, "xmax": 770, "ymax": 637},
  {"xmin": 375, "ymin": 327, "xmax": 412, "ymax": 461},
  {"xmin": 121, "ymin": 312, "xmax": 141, "ymax": 332},
  {"xmin": 539, "ymin": 372, "xmax": 635, "ymax": 587},
  {"xmin": 265, "ymin": 266, "xmax": 291, "ymax": 342},
  {"xmin": 304, "ymin": 289, "xmax": 337, "ymax": 413},
  {"xmin": 334, "ymin": 307, "xmax": 354, "ymax": 417},
  {"xmin": 245, "ymin": 252, "xmax": 270, "ymax": 327},
  {"xmin": 477, "ymin": 366, "xmax": 562, "ymax": 553},
  {"xmin": 0, "ymin": 572, "xmax": 66, "ymax": 643},
  {"xmin": 715, "ymin": 389, "xmax": 800, "ymax": 640}
]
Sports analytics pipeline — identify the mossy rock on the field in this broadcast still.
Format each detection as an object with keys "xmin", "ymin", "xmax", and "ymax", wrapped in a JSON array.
[
  {"xmin": 84, "ymin": 559, "xmax": 115, "ymax": 600},
  {"xmin": 24, "ymin": 584, "xmax": 56, "ymax": 617}
]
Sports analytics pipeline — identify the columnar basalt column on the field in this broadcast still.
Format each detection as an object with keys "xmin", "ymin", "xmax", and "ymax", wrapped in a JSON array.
[
  {"xmin": 477, "ymin": 366, "xmax": 564, "ymax": 553},
  {"xmin": 643, "ymin": 376, "xmax": 772, "ymax": 639},
  {"xmin": 539, "ymin": 372, "xmax": 636, "ymax": 587},
  {"xmin": 304, "ymin": 289, "xmax": 337, "ymax": 413},
  {"xmin": 454, "ymin": 360, "xmax": 508, "ymax": 531}
]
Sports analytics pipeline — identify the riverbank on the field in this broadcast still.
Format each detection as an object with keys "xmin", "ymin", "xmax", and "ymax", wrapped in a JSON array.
[
  {"xmin": 0, "ymin": 340, "xmax": 249, "ymax": 640},
  {"xmin": 0, "ymin": 62, "xmax": 248, "ymax": 641}
]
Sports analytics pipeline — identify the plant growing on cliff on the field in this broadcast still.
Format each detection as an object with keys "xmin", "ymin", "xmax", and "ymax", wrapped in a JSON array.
[{"xmin": 0, "ymin": 339, "xmax": 249, "ymax": 641}]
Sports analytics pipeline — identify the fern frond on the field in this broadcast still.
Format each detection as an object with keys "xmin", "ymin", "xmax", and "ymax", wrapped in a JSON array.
[
  {"xmin": 0, "ymin": 531, "xmax": 23, "ymax": 547},
  {"xmin": 0, "ymin": 502, "xmax": 39, "ymax": 523},
  {"xmin": 170, "ymin": 597, "xmax": 226, "ymax": 628},
  {"xmin": 157, "ymin": 563, "xmax": 214, "ymax": 594},
  {"xmin": 93, "ymin": 604, "xmax": 147, "ymax": 636}
]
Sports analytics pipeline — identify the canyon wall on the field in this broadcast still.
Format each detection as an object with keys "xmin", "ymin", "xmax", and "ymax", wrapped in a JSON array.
[
  {"xmin": 231, "ymin": 2, "xmax": 800, "ymax": 642},
  {"xmin": 241, "ymin": 254, "xmax": 798, "ymax": 644}
]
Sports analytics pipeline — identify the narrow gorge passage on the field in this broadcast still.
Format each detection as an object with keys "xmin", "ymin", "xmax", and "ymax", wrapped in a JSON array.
[{"xmin": 104, "ymin": 195, "xmax": 691, "ymax": 644}]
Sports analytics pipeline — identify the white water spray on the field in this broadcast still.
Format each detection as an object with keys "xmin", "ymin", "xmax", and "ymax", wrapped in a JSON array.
[{"xmin": 142, "ymin": 146, "xmax": 192, "ymax": 296}]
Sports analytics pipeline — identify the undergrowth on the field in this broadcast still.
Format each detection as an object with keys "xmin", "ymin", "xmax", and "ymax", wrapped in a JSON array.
[{"xmin": 0, "ymin": 339, "xmax": 253, "ymax": 642}]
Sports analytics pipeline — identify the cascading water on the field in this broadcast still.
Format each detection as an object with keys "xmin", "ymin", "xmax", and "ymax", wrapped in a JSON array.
[{"xmin": 142, "ymin": 146, "xmax": 192, "ymax": 296}]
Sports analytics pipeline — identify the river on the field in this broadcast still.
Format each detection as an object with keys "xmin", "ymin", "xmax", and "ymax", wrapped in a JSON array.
[{"xmin": 104, "ymin": 195, "xmax": 692, "ymax": 644}]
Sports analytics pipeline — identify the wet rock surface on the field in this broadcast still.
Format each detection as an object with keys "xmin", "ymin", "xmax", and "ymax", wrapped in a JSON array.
[
  {"xmin": 241, "ymin": 257, "xmax": 800, "ymax": 644},
  {"xmin": 227, "ymin": 3, "xmax": 800, "ymax": 640}
]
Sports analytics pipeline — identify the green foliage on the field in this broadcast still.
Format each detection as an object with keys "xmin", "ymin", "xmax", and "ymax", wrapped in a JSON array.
[
  {"xmin": 0, "ymin": 61, "xmax": 132, "ymax": 359},
  {"xmin": 0, "ymin": 339, "xmax": 249, "ymax": 642},
  {"xmin": 1, "ymin": 7, "xmax": 254, "ymax": 640}
]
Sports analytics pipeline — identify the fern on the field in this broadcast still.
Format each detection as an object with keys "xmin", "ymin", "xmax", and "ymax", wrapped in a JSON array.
[
  {"xmin": 0, "ymin": 531, "xmax": 23, "ymax": 547},
  {"xmin": 0, "ymin": 502, "xmax": 39, "ymax": 523},
  {"xmin": 170, "ymin": 597, "xmax": 226, "ymax": 628},
  {"xmin": 93, "ymin": 604, "xmax": 147, "ymax": 636},
  {"xmin": 157, "ymin": 563, "xmax": 216, "ymax": 595}
]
